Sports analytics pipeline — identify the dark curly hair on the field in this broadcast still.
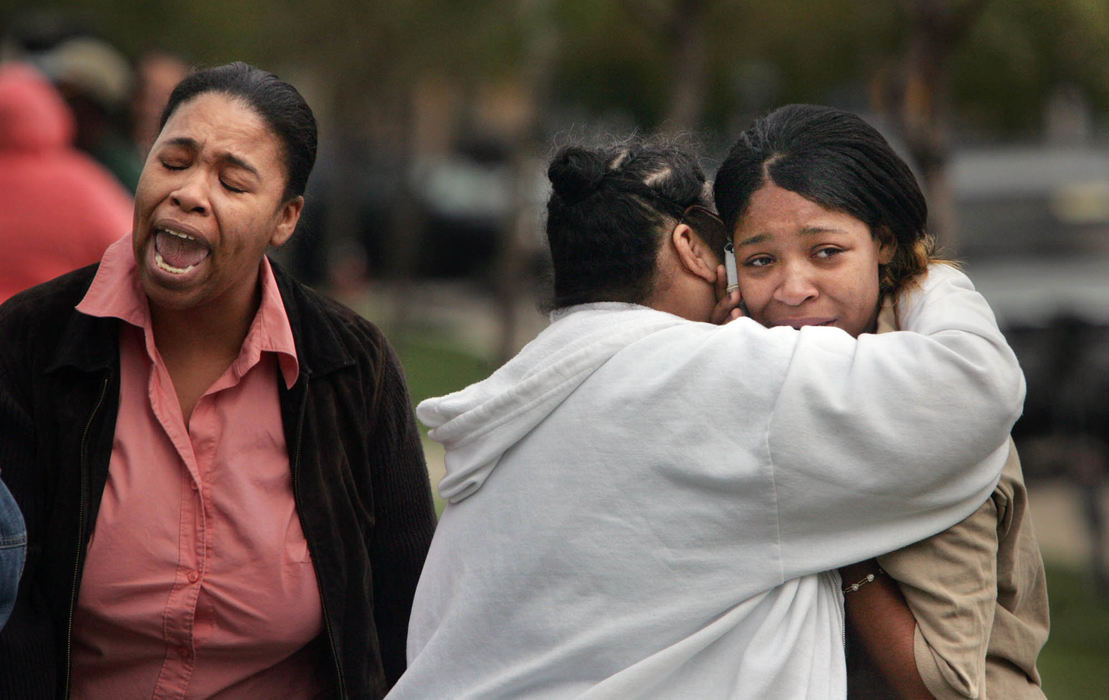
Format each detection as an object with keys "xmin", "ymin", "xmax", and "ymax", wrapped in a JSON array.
[{"xmin": 545, "ymin": 139, "xmax": 725, "ymax": 309}]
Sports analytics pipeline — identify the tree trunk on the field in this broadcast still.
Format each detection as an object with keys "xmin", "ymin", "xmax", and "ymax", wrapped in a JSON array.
[
  {"xmin": 877, "ymin": 0, "xmax": 989, "ymax": 254},
  {"xmin": 493, "ymin": 0, "xmax": 558, "ymax": 362},
  {"xmin": 662, "ymin": 0, "xmax": 710, "ymax": 133}
]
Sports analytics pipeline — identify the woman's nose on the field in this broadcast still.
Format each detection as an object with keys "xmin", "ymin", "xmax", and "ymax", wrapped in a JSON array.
[
  {"xmin": 170, "ymin": 172, "xmax": 210, "ymax": 215},
  {"xmin": 773, "ymin": 264, "xmax": 818, "ymax": 306}
]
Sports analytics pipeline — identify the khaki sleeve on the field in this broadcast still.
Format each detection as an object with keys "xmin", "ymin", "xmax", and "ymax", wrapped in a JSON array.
[
  {"xmin": 875, "ymin": 284, "xmax": 1011, "ymax": 699},
  {"xmin": 878, "ymin": 494, "xmax": 1000, "ymax": 699}
]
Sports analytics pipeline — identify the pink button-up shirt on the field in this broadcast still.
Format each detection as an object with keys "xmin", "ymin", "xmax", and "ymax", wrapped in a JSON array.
[{"xmin": 70, "ymin": 236, "xmax": 326, "ymax": 699}]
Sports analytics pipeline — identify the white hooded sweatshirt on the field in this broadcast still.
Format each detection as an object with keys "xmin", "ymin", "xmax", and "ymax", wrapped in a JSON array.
[{"xmin": 391, "ymin": 265, "xmax": 1024, "ymax": 699}]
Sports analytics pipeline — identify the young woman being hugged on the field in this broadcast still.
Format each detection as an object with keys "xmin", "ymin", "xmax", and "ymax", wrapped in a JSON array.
[{"xmin": 715, "ymin": 104, "xmax": 1049, "ymax": 699}]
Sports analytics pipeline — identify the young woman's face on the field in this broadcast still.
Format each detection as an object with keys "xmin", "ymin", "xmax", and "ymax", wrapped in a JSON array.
[{"xmin": 732, "ymin": 183, "xmax": 893, "ymax": 337}]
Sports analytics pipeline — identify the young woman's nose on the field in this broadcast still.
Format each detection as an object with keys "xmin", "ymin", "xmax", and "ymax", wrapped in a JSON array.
[
  {"xmin": 773, "ymin": 262, "xmax": 818, "ymax": 306},
  {"xmin": 170, "ymin": 171, "xmax": 210, "ymax": 215}
]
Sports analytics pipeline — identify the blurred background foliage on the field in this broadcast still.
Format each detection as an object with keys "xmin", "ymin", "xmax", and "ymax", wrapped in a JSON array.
[
  {"xmin": 8, "ymin": 0, "xmax": 1109, "ymax": 136},
  {"xmin": 7, "ymin": 0, "xmax": 1109, "ymax": 261},
  {"xmin": 3, "ymin": 1, "xmax": 1109, "ymax": 695}
]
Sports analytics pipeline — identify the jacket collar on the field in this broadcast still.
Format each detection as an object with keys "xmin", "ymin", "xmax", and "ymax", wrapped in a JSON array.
[
  {"xmin": 48, "ymin": 297, "xmax": 119, "ymax": 374},
  {"xmin": 270, "ymin": 261, "xmax": 355, "ymax": 380}
]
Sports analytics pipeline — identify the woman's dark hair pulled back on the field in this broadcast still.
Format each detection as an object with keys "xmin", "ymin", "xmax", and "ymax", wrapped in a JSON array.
[
  {"xmin": 714, "ymin": 104, "xmax": 933, "ymax": 296},
  {"xmin": 160, "ymin": 61, "xmax": 317, "ymax": 202},
  {"xmin": 546, "ymin": 139, "xmax": 724, "ymax": 309}
]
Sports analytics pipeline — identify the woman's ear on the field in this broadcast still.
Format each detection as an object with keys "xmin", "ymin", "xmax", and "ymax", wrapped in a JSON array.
[
  {"xmin": 876, "ymin": 226, "xmax": 896, "ymax": 264},
  {"xmin": 270, "ymin": 196, "xmax": 305, "ymax": 248},
  {"xmin": 671, "ymin": 223, "xmax": 719, "ymax": 283}
]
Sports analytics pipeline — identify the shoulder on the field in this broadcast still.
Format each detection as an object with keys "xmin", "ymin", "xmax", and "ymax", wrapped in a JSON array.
[
  {"xmin": 271, "ymin": 263, "xmax": 394, "ymax": 370},
  {"xmin": 0, "ymin": 266, "xmax": 108, "ymax": 405},
  {"xmin": 895, "ymin": 263, "xmax": 974, "ymax": 311},
  {"xmin": 893, "ymin": 262, "xmax": 1011, "ymax": 344},
  {"xmin": 0, "ymin": 265, "xmax": 99, "ymax": 341}
]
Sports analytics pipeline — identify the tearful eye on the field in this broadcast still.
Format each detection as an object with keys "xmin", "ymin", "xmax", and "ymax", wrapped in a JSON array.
[
  {"xmin": 221, "ymin": 180, "xmax": 246, "ymax": 193},
  {"xmin": 161, "ymin": 161, "xmax": 187, "ymax": 171}
]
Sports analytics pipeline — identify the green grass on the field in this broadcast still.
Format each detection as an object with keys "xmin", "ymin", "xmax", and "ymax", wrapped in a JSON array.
[
  {"xmin": 393, "ymin": 328, "xmax": 496, "ymax": 517},
  {"xmin": 1039, "ymin": 562, "xmax": 1109, "ymax": 698},
  {"xmin": 393, "ymin": 329, "xmax": 497, "ymax": 409}
]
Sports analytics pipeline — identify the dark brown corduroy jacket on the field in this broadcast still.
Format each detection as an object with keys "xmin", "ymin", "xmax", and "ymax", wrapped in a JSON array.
[{"xmin": 0, "ymin": 262, "xmax": 437, "ymax": 699}]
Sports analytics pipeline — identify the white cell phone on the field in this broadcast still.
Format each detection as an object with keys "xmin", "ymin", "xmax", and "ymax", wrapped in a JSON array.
[{"xmin": 724, "ymin": 242, "xmax": 738, "ymax": 292}]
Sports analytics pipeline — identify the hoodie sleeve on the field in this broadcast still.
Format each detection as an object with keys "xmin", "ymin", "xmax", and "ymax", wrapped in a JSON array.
[{"xmin": 765, "ymin": 264, "xmax": 1024, "ymax": 579}]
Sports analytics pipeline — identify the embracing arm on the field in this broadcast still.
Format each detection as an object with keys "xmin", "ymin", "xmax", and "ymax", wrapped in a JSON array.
[
  {"xmin": 845, "ymin": 493, "xmax": 1000, "ymax": 699},
  {"xmin": 762, "ymin": 264, "xmax": 1023, "ymax": 574},
  {"xmin": 844, "ymin": 272, "xmax": 1006, "ymax": 700},
  {"xmin": 870, "ymin": 483, "xmax": 1002, "ymax": 699},
  {"xmin": 841, "ymin": 560, "xmax": 934, "ymax": 699}
]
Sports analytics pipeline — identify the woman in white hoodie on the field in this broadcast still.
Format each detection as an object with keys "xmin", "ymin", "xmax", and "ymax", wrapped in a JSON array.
[
  {"xmin": 391, "ymin": 139, "xmax": 1025, "ymax": 699},
  {"xmin": 715, "ymin": 104, "xmax": 1049, "ymax": 699}
]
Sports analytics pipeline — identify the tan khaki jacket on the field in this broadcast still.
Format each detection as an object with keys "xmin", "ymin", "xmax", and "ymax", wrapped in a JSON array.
[{"xmin": 849, "ymin": 298, "xmax": 1050, "ymax": 699}]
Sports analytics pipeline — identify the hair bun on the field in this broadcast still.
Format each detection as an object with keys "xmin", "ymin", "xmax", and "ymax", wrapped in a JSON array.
[{"xmin": 548, "ymin": 146, "xmax": 607, "ymax": 205}]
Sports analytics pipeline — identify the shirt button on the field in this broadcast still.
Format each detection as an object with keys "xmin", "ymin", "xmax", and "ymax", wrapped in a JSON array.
[
  {"xmin": 187, "ymin": 570, "xmax": 199, "ymax": 583},
  {"xmin": 189, "ymin": 481, "xmax": 199, "ymax": 491}
]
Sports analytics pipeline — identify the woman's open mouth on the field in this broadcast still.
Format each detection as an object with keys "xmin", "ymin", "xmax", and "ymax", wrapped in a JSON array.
[{"xmin": 153, "ymin": 227, "xmax": 210, "ymax": 274}]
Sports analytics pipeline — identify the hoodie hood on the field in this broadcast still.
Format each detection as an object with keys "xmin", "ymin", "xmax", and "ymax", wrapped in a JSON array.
[
  {"xmin": 417, "ymin": 303, "xmax": 683, "ymax": 503},
  {"xmin": 0, "ymin": 63, "xmax": 75, "ymax": 153}
]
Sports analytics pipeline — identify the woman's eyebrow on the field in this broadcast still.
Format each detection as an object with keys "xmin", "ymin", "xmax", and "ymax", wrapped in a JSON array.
[
  {"xmin": 160, "ymin": 136, "xmax": 260, "ymax": 177},
  {"xmin": 800, "ymin": 226, "xmax": 849, "ymax": 236},
  {"xmin": 220, "ymin": 152, "xmax": 260, "ymax": 178},
  {"xmin": 162, "ymin": 136, "xmax": 197, "ymax": 150},
  {"xmin": 737, "ymin": 224, "xmax": 853, "ymax": 248},
  {"xmin": 736, "ymin": 233, "xmax": 770, "ymax": 247}
]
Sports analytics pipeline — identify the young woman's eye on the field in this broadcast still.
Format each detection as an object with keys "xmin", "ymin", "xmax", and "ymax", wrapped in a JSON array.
[
  {"xmin": 221, "ymin": 180, "xmax": 246, "ymax": 194},
  {"xmin": 161, "ymin": 160, "xmax": 187, "ymax": 171},
  {"xmin": 743, "ymin": 255, "xmax": 774, "ymax": 268},
  {"xmin": 814, "ymin": 247, "xmax": 843, "ymax": 260}
]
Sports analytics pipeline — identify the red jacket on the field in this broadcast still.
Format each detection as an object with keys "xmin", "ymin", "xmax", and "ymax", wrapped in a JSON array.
[{"xmin": 0, "ymin": 64, "xmax": 132, "ymax": 303}]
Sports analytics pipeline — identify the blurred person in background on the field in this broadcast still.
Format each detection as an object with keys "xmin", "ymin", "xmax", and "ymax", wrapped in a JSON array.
[
  {"xmin": 0, "ymin": 62, "xmax": 131, "ymax": 304},
  {"xmin": 392, "ymin": 139, "xmax": 1023, "ymax": 698},
  {"xmin": 1, "ymin": 13, "xmax": 144, "ymax": 193},
  {"xmin": 35, "ymin": 35, "xmax": 144, "ymax": 192},
  {"xmin": 0, "ymin": 61, "xmax": 436, "ymax": 698},
  {"xmin": 715, "ymin": 103, "xmax": 1049, "ymax": 699},
  {"xmin": 130, "ymin": 50, "xmax": 190, "ymax": 156},
  {"xmin": 0, "ymin": 475, "xmax": 24, "ymax": 631}
]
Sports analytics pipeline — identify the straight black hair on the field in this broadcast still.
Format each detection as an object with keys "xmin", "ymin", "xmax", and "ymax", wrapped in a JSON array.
[
  {"xmin": 160, "ymin": 61, "xmax": 317, "ymax": 202},
  {"xmin": 714, "ymin": 104, "xmax": 934, "ymax": 295}
]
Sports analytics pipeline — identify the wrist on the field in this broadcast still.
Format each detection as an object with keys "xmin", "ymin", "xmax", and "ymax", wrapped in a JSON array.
[{"xmin": 840, "ymin": 561, "xmax": 887, "ymax": 595}]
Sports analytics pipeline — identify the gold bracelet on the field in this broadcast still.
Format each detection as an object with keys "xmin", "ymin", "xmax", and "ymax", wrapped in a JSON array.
[{"xmin": 842, "ymin": 566, "xmax": 885, "ymax": 595}]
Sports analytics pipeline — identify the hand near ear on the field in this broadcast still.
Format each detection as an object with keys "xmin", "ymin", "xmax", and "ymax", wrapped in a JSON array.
[{"xmin": 711, "ymin": 264, "xmax": 744, "ymax": 325}]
